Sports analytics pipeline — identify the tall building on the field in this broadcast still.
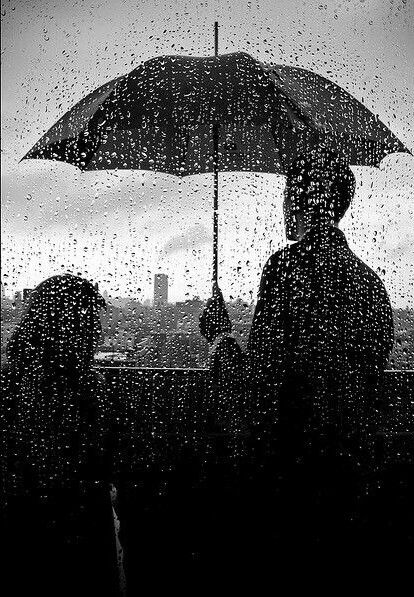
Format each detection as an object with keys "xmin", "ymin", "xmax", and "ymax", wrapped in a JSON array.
[
  {"xmin": 154, "ymin": 274, "xmax": 168, "ymax": 307},
  {"xmin": 0, "ymin": 283, "xmax": 12, "ymax": 310}
]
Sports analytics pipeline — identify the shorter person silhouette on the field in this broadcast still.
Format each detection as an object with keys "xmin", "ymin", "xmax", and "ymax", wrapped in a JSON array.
[{"xmin": 2, "ymin": 274, "xmax": 119, "ymax": 597}]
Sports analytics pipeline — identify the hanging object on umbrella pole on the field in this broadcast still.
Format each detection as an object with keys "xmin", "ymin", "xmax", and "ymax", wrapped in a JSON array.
[{"xmin": 213, "ymin": 21, "xmax": 219, "ymax": 286}]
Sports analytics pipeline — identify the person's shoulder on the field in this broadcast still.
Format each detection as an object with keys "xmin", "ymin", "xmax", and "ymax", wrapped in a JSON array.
[
  {"xmin": 346, "ymin": 248, "xmax": 391, "ymax": 304},
  {"xmin": 257, "ymin": 245, "xmax": 294, "ymax": 298},
  {"xmin": 263, "ymin": 244, "xmax": 294, "ymax": 274},
  {"xmin": 349, "ymin": 250, "xmax": 388, "ymax": 289}
]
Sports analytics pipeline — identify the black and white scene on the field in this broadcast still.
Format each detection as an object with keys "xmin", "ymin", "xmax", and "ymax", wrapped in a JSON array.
[{"xmin": 1, "ymin": 0, "xmax": 413, "ymax": 593}]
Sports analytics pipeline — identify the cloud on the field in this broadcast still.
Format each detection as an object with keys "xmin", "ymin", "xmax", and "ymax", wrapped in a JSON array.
[
  {"xmin": 163, "ymin": 224, "xmax": 212, "ymax": 255},
  {"xmin": 0, "ymin": 162, "xmax": 169, "ymax": 233}
]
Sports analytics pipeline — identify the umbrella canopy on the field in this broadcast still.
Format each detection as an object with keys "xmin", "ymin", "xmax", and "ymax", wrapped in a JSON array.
[{"xmin": 22, "ymin": 51, "xmax": 409, "ymax": 175}]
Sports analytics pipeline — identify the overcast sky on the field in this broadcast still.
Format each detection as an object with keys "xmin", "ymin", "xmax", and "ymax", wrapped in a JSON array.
[{"xmin": 1, "ymin": 0, "xmax": 413, "ymax": 306}]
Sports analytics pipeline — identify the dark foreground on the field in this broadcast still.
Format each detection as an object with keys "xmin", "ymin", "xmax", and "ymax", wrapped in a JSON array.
[
  {"xmin": 113, "ymin": 369, "xmax": 413, "ymax": 585},
  {"xmin": 4, "ymin": 368, "xmax": 413, "ymax": 594}
]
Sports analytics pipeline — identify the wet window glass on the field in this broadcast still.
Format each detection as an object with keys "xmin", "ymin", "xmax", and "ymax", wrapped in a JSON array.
[{"xmin": 2, "ymin": 0, "xmax": 413, "ymax": 589}]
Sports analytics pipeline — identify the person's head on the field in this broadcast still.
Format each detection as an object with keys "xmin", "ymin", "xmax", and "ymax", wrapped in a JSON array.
[
  {"xmin": 7, "ymin": 274, "xmax": 106, "ymax": 379},
  {"xmin": 283, "ymin": 148, "xmax": 356, "ymax": 241},
  {"xmin": 199, "ymin": 285, "xmax": 232, "ymax": 343}
]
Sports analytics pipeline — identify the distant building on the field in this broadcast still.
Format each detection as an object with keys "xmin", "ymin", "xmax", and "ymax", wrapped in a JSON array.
[
  {"xmin": 0, "ymin": 283, "xmax": 12, "ymax": 309},
  {"xmin": 175, "ymin": 297, "xmax": 204, "ymax": 332},
  {"xmin": 154, "ymin": 274, "xmax": 168, "ymax": 307}
]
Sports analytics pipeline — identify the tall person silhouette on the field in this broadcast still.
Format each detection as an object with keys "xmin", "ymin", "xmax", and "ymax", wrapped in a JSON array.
[{"xmin": 200, "ymin": 148, "xmax": 394, "ymax": 555}]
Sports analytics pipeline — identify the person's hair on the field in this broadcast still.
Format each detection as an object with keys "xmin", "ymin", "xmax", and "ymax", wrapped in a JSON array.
[
  {"xmin": 286, "ymin": 148, "xmax": 356, "ymax": 222},
  {"xmin": 6, "ymin": 274, "xmax": 107, "ymax": 489},
  {"xmin": 7, "ymin": 274, "xmax": 106, "ymax": 381}
]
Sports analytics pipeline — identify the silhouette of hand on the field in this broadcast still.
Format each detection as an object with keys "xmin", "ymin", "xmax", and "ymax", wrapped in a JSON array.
[{"xmin": 199, "ymin": 283, "xmax": 232, "ymax": 343}]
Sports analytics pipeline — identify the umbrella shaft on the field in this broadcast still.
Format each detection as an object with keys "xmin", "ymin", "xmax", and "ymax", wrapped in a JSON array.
[
  {"xmin": 213, "ymin": 114, "xmax": 219, "ymax": 285},
  {"xmin": 213, "ymin": 22, "xmax": 219, "ymax": 286},
  {"xmin": 213, "ymin": 167, "xmax": 218, "ymax": 284}
]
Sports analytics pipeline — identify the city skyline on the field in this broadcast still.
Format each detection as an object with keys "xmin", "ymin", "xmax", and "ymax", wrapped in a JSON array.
[
  {"xmin": 2, "ymin": 278, "xmax": 413, "ymax": 370},
  {"xmin": 0, "ymin": 273, "xmax": 256, "ymax": 307}
]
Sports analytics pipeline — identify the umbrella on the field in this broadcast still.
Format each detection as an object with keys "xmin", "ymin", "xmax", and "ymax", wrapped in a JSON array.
[{"xmin": 23, "ymin": 23, "xmax": 410, "ymax": 283}]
